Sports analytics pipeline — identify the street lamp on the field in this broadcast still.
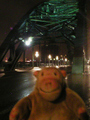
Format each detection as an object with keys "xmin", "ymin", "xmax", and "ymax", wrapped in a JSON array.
[
  {"xmin": 56, "ymin": 56, "xmax": 59, "ymax": 60},
  {"xmin": 24, "ymin": 37, "xmax": 33, "ymax": 46},
  {"xmin": 48, "ymin": 54, "xmax": 51, "ymax": 59},
  {"xmin": 35, "ymin": 51, "xmax": 39, "ymax": 58},
  {"xmin": 65, "ymin": 58, "xmax": 67, "ymax": 62},
  {"xmin": 56, "ymin": 56, "xmax": 59, "ymax": 66},
  {"xmin": 64, "ymin": 58, "xmax": 68, "ymax": 65},
  {"xmin": 35, "ymin": 51, "xmax": 39, "ymax": 66},
  {"xmin": 60, "ymin": 55, "xmax": 63, "ymax": 65},
  {"xmin": 48, "ymin": 54, "xmax": 52, "ymax": 66}
]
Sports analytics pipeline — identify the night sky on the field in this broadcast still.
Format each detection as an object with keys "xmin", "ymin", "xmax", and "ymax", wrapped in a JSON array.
[
  {"xmin": 0, "ymin": 0, "xmax": 45, "ymax": 60},
  {"xmin": 0, "ymin": 0, "xmax": 42, "ymax": 45}
]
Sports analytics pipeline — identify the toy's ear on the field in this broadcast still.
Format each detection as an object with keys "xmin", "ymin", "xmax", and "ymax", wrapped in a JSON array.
[
  {"xmin": 33, "ymin": 71, "xmax": 40, "ymax": 77},
  {"xmin": 60, "ymin": 70, "xmax": 67, "ymax": 77}
]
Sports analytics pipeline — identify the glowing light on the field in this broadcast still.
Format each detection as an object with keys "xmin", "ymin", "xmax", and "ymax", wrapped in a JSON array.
[
  {"xmin": 56, "ymin": 66, "xmax": 59, "ymax": 68},
  {"xmin": 28, "ymin": 37, "xmax": 32, "ymax": 42},
  {"xmin": 87, "ymin": 60, "xmax": 90, "ymax": 64},
  {"xmin": 65, "ymin": 58, "xmax": 67, "ymax": 62},
  {"xmin": 56, "ymin": 56, "xmax": 59, "ymax": 60},
  {"xmin": 22, "ymin": 40, "xmax": 24, "ymax": 42},
  {"xmin": 48, "ymin": 54, "xmax": 52, "ymax": 59},
  {"xmin": 25, "ymin": 37, "xmax": 33, "ymax": 46},
  {"xmin": 35, "ymin": 51, "xmax": 39, "ymax": 58}
]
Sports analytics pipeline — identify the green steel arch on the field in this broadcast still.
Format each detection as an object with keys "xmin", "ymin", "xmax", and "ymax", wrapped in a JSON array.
[{"xmin": 0, "ymin": 0, "xmax": 86, "ymax": 71}]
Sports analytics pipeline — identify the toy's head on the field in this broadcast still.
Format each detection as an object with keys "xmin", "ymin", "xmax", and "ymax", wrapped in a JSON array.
[{"xmin": 34, "ymin": 67, "xmax": 66, "ymax": 101}]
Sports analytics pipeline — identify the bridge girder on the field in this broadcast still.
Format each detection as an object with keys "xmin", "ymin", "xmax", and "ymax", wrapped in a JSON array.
[{"xmin": 0, "ymin": 0, "xmax": 86, "ymax": 71}]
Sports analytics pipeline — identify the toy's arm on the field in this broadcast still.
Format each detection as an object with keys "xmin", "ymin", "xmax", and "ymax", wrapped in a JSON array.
[
  {"xmin": 9, "ymin": 96, "xmax": 32, "ymax": 120},
  {"xmin": 66, "ymin": 88, "xmax": 89, "ymax": 120},
  {"xmin": 78, "ymin": 107, "xmax": 89, "ymax": 120}
]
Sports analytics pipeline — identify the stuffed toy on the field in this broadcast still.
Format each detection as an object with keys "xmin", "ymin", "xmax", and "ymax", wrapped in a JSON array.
[{"xmin": 9, "ymin": 67, "xmax": 89, "ymax": 120}]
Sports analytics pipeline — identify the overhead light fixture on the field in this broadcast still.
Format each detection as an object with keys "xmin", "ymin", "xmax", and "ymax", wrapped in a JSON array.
[{"xmin": 25, "ymin": 37, "xmax": 33, "ymax": 46}]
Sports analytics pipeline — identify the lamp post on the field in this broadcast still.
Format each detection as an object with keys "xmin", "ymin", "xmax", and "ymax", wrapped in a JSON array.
[
  {"xmin": 48, "ymin": 54, "xmax": 52, "ymax": 66},
  {"xmin": 60, "ymin": 55, "xmax": 63, "ymax": 65},
  {"xmin": 56, "ymin": 56, "xmax": 59, "ymax": 66},
  {"xmin": 65, "ymin": 58, "xmax": 68, "ymax": 65},
  {"xmin": 35, "ymin": 51, "xmax": 39, "ymax": 67}
]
